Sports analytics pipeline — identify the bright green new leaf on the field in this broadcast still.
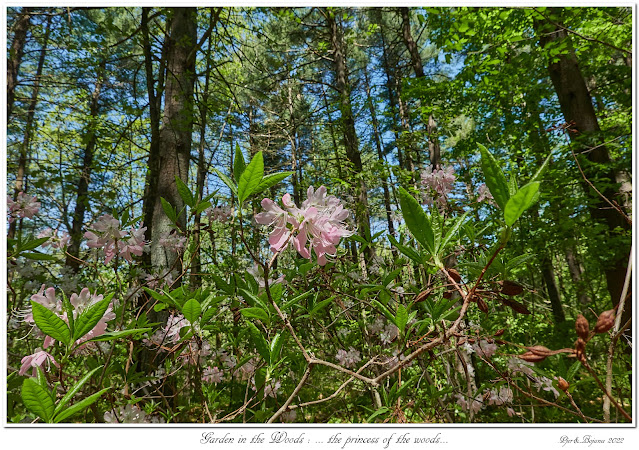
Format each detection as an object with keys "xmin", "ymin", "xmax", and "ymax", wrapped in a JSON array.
[
  {"xmin": 22, "ymin": 378, "xmax": 55, "ymax": 423},
  {"xmin": 238, "ymin": 151, "xmax": 264, "ymax": 203},
  {"xmin": 397, "ymin": 186, "xmax": 434, "ymax": 253},
  {"xmin": 504, "ymin": 182, "xmax": 540, "ymax": 226},
  {"xmin": 31, "ymin": 301, "xmax": 71, "ymax": 346},
  {"xmin": 88, "ymin": 328, "xmax": 152, "ymax": 342},
  {"xmin": 240, "ymin": 307, "xmax": 270, "ymax": 324},
  {"xmin": 160, "ymin": 197, "xmax": 178, "ymax": 224},
  {"xmin": 478, "ymin": 144, "xmax": 510, "ymax": 210},
  {"xmin": 253, "ymin": 171, "xmax": 293, "ymax": 197},
  {"xmin": 181, "ymin": 298, "xmax": 202, "ymax": 324},
  {"xmin": 212, "ymin": 168, "xmax": 238, "ymax": 197},
  {"xmin": 395, "ymin": 304, "xmax": 408, "ymax": 334},
  {"xmin": 175, "ymin": 176, "xmax": 195, "ymax": 208},
  {"xmin": 53, "ymin": 387, "xmax": 110, "ymax": 423},
  {"xmin": 17, "ymin": 237, "xmax": 50, "ymax": 253},
  {"xmin": 54, "ymin": 365, "xmax": 103, "ymax": 416},
  {"xmin": 246, "ymin": 321, "xmax": 270, "ymax": 364},
  {"xmin": 73, "ymin": 293, "xmax": 114, "ymax": 341},
  {"xmin": 233, "ymin": 143, "xmax": 247, "ymax": 181}
]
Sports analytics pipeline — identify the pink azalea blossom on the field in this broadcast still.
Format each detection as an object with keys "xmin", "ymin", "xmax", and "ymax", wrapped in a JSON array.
[
  {"xmin": 335, "ymin": 347, "xmax": 361, "ymax": 368},
  {"xmin": 202, "ymin": 366, "xmax": 224, "ymax": 384},
  {"xmin": 252, "ymin": 378, "xmax": 281, "ymax": 398},
  {"xmin": 476, "ymin": 184, "xmax": 494, "ymax": 204},
  {"xmin": 255, "ymin": 186, "xmax": 353, "ymax": 265},
  {"xmin": 206, "ymin": 206, "xmax": 232, "ymax": 223},
  {"xmin": 281, "ymin": 409, "xmax": 297, "ymax": 423},
  {"xmin": 158, "ymin": 230, "xmax": 186, "ymax": 253},
  {"xmin": 19, "ymin": 348, "xmax": 59, "ymax": 377},
  {"xmin": 7, "ymin": 192, "xmax": 40, "ymax": 222},
  {"xmin": 455, "ymin": 392, "xmax": 483, "ymax": 414},
  {"xmin": 37, "ymin": 228, "xmax": 70, "ymax": 249},
  {"xmin": 420, "ymin": 166, "xmax": 456, "ymax": 207},
  {"xmin": 473, "ymin": 339, "xmax": 498, "ymax": 358},
  {"xmin": 84, "ymin": 215, "xmax": 146, "ymax": 263}
]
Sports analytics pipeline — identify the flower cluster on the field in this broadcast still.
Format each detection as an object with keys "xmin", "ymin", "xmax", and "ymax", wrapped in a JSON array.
[
  {"xmin": 420, "ymin": 166, "xmax": 456, "ymax": 207},
  {"xmin": 476, "ymin": 184, "xmax": 494, "ymax": 204},
  {"xmin": 143, "ymin": 313, "xmax": 188, "ymax": 349},
  {"xmin": 7, "ymin": 192, "xmax": 40, "ymax": 223},
  {"xmin": 103, "ymin": 404, "xmax": 165, "ymax": 424},
  {"xmin": 21, "ymin": 286, "xmax": 115, "ymax": 371},
  {"xmin": 247, "ymin": 264, "xmax": 284, "ymax": 288},
  {"xmin": 335, "ymin": 347, "xmax": 361, "ymax": 368},
  {"xmin": 206, "ymin": 206, "xmax": 233, "ymax": 223},
  {"xmin": 19, "ymin": 348, "xmax": 59, "ymax": 377},
  {"xmin": 455, "ymin": 392, "xmax": 484, "ymax": 414},
  {"xmin": 255, "ymin": 186, "xmax": 353, "ymax": 266},
  {"xmin": 37, "ymin": 228, "xmax": 70, "ymax": 249},
  {"xmin": 158, "ymin": 230, "xmax": 186, "ymax": 253},
  {"xmin": 251, "ymin": 378, "xmax": 281, "ymax": 398},
  {"xmin": 202, "ymin": 366, "xmax": 224, "ymax": 384},
  {"xmin": 84, "ymin": 214, "xmax": 146, "ymax": 264}
]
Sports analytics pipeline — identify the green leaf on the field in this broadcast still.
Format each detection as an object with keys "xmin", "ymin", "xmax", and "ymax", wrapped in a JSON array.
[
  {"xmin": 240, "ymin": 307, "xmax": 270, "ymax": 325},
  {"xmin": 396, "ymin": 304, "xmax": 408, "ymax": 334},
  {"xmin": 504, "ymin": 182, "xmax": 540, "ymax": 226},
  {"xmin": 233, "ymin": 143, "xmax": 247, "ymax": 182},
  {"xmin": 73, "ymin": 293, "xmax": 114, "ymax": 341},
  {"xmin": 22, "ymin": 378, "xmax": 55, "ymax": 423},
  {"xmin": 54, "ymin": 365, "xmax": 103, "ymax": 416},
  {"xmin": 53, "ymin": 387, "xmax": 110, "ymax": 423},
  {"xmin": 281, "ymin": 291, "xmax": 313, "ymax": 311},
  {"xmin": 22, "ymin": 252, "xmax": 58, "ymax": 261},
  {"xmin": 18, "ymin": 237, "xmax": 50, "ymax": 253},
  {"xmin": 438, "ymin": 211, "xmax": 469, "ymax": 255},
  {"xmin": 309, "ymin": 296, "xmax": 335, "ymax": 318},
  {"xmin": 195, "ymin": 201, "xmax": 212, "ymax": 215},
  {"xmin": 211, "ymin": 274, "xmax": 234, "ymax": 295},
  {"xmin": 31, "ymin": 301, "xmax": 71, "ymax": 346},
  {"xmin": 246, "ymin": 321, "xmax": 270, "ymax": 364},
  {"xmin": 366, "ymin": 406, "xmax": 390, "ymax": 423},
  {"xmin": 212, "ymin": 168, "xmax": 238, "ymax": 197},
  {"xmin": 175, "ymin": 176, "xmax": 195, "ymax": 208},
  {"xmin": 530, "ymin": 152, "xmax": 553, "ymax": 184},
  {"xmin": 143, "ymin": 287, "xmax": 174, "ymax": 307},
  {"xmin": 270, "ymin": 332, "xmax": 285, "ymax": 363},
  {"xmin": 253, "ymin": 172, "xmax": 293, "ymax": 197},
  {"xmin": 61, "ymin": 291, "xmax": 74, "ymax": 341},
  {"xmin": 87, "ymin": 328, "xmax": 152, "ymax": 342},
  {"xmin": 238, "ymin": 151, "xmax": 264, "ymax": 203},
  {"xmin": 397, "ymin": 187, "xmax": 434, "ymax": 253},
  {"xmin": 181, "ymin": 298, "xmax": 201, "ymax": 324},
  {"xmin": 478, "ymin": 143, "xmax": 510, "ymax": 210},
  {"xmin": 160, "ymin": 197, "xmax": 178, "ymax": 224},
  {"xmin": 388, "ymin": 234, "xmax": 423, "ymax": 265},
  {"xmin": 371, "ymin": 299, "xmax": 395, "ymax": 325}
]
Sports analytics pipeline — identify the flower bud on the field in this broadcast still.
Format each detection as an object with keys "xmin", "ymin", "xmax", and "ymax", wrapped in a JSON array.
[
  {"xmin": 575, "ymin": 314, "xmax": 590, "ymax": 340},
  {"xmin": 448, "ymin": 268, "xmax": 462, "ymax": 283},
  {"xmin": 557, "ymin": 376, "xmax": 569, "ymax": 391},
  {"xmin": 477, "ymin": 297, "xmax": 489, "ymax": 313},
  {"xmin": 574, "ymin": 338, "xmax": 586, "ymax": 362},
  {"xmin": 528, "ymin": 345, "xmax": 552, "ymax": 357},
  {"xmin": 594, "ymin": 309, "xmax": 616, "ymax": 334},
  {"xmin": 499, "ymin": 226, "xmax": 512, "ymax": 245},
  {"xmin": 519, "ymin": 351, "xmax": 546, "ymax": 363}
]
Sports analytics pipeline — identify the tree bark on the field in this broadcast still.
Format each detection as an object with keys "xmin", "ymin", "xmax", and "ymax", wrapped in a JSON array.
[
  {"xmin": 7, "ymin": 7, "xmax": 33, "ymax": 121},
  {"xmin": 148, "ymin": 7, "xmax": 198, "ymax": 272},
  {"xmin": 536, "ymin": 10, "xmax": 631, "ymax": 322},
  {"xmin": 65, "ymin": 62, "xmax": 106, "ymax": 270},
  {"xmin": 326, "ymin": 8, "xmax": 373, "ymax": 259},
  {"xmin": 564, "ymin": 245, "xmax": 591, "ymax": 306}
]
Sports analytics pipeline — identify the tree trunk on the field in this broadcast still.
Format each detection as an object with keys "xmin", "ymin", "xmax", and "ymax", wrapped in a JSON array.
[
  {"xmin": 536, "ymin": 10, "xmax": 631, "ymax": 323},
  {"xmin": 363, "ymin": 64, "xmax": 396, "ymax": 239},
  {"xmin": 65, "ymin": 62, "xmax": 106, "ymax": 271},
  {"xmin": 564, "ymin": 245, "xmax": 591, "ymax": 306},
  {"xmin": 326, "ymin": 9, "xmax": 373, "ymax": 259},
  {"xmin": 7, "ymin": 7, "xmax": 33, "ymax": 121},
  {"xmin": 540, "ymin": 251, "xmax": 566, "ymax": 324},
  {"xmin": 141, "ymin": 7, "xmax": 168, "ymax": 269},
  {"xmin": 8, "ymin": 13, "xmax": 52, "ymax": 241},
  {"xmin": 399, "ymin": 7, "xmax": 441, "ymax": 170},
  {"xmin": 149, "ymin": 7, "xmax": 197, "ymax": 272}
]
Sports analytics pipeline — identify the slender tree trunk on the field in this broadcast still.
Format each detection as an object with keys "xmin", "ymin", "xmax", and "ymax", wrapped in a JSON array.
[
  {"xmin": 564, "ymin": 245, "xmax": 591, "ymax": 306},
  {"xmin": 7, "ymin": 7, "xmax": 33, "ymax": 120},
  {"xmin": 8, "ymin": 14, "xmax": 52, "ymax": 241},
  {"xmin": 540, "ymin": 252, "xmax": 566, "ymax": 324},
  {"xmin": 65, "ymin": 62, "xmax": 106, "ymax": 271},
  {"xmin": 363, "ymin": 65, "xmax": 395, "ymax": 239},
  {"xmin": 536, "ymin": 10, "xmax": 631, "ymax": 324},
  {"xmin": 399, "ymin": 7, "xmax": 441, "ymax": 170},
  {"xmin": 149, "ymin": 7, "xmax": 198, "ymax": 272},
  {"xmin": 326, "ymin": 9, "xmax": 373, "ymax": 261},
  {"xmin": 141, "ymin": 7, "xmax": 167, "ymax": 269},
  {"xmin": 379, "ymin": 29, "xmax": 405, "ymax": 170}
]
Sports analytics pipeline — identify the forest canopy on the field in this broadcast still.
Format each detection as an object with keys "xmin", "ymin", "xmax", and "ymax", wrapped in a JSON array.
[{"xmin": 5, "ymin": 6, "xmax": 633, "ymax": 424}]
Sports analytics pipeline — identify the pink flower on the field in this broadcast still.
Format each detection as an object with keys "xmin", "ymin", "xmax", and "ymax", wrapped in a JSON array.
[
  {"xmin": 420, "ymin": 166, "xmax": 456, "ymax": 207},
  {"xmin": 7, "ymin": 192, "xmax": 40, "ymax": 222},
  {"xmin": 158, "ymin": 230, "xmax": 186, "ymax": 253},
  {"xmin": 19, "ymin": 348, "xmax": 59, "ymax": 377},
  {"xmin": 335, "ymin": 347, "xmax": 361, "ymax": 368},
  {"xmin": 455, "ymin": 392, "xmax": 483, "ymax": 414},
  {"xmin": 37, "ymin": 228, "xmax": 70, "ymax": 249},
  {"xmin": 206, "ymin": 206, "xmax": 232, "ymax": 223},
  {"xmin": 472, "ymin": 339, "xmax": 498, "ymax": 358},
  {"xmin": 476, "ymin": 184, "xmax": 494, "ymax": 204},
  {"xmin": 70, "ymin": 288, "xmax": 103, "ymax": 316},
  {"xmin": 29, "ymin": 285, "xmax": 61, "ymax": 317},
  {"xmin": 84, "ymin": 215, "xmax": 146, "ymax": 263},
  {"xmin": 255, "ymin": 186, "xmax": 353, "ymax": 265},
  {"xmin": 202, "ymin": 366, "xmax": 224, "ymax": 384}
]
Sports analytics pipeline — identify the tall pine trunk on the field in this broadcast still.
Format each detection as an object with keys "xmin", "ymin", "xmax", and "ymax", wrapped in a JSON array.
[
  {"xmin": 7, "ymin": 7, "xmax": 32, "ymax": 121},
  {"xmin": 148, "ymin": 7, "xmax": 198, "ymax": 273},
  {"xmin": 536, "ymin": 10, "xmax": 631, "ymax": 325},
  {"xmin": 65, "ymin": 62, "xmax": 106, "ymax": 270},
  {"xmin": 326, "ymin": 8, "xmax": 373, "ymax": 261}
]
